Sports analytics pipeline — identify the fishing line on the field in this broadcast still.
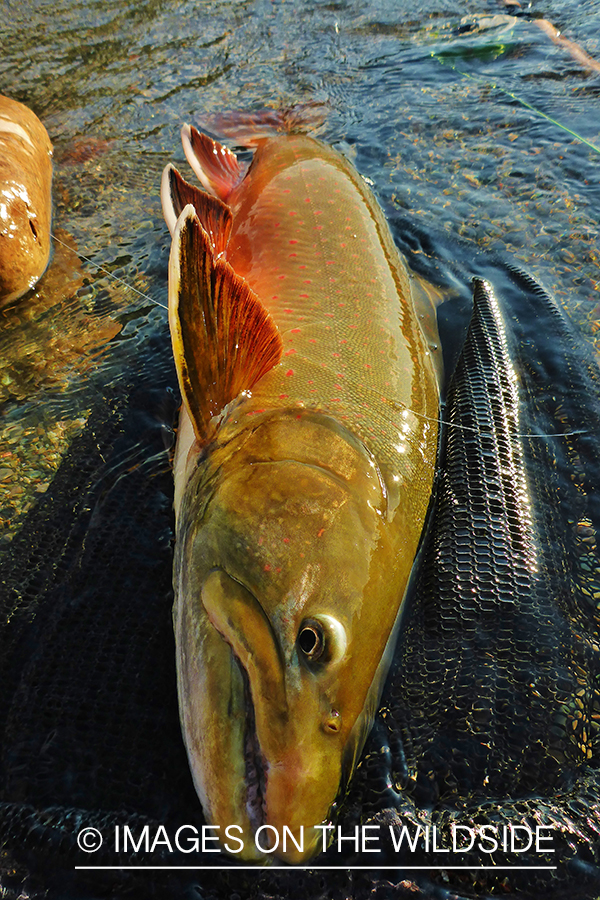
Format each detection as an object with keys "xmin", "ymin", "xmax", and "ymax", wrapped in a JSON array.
[
  {"xmin": 393, "ymin": 402, "xmax": 588, "ymax": 441},
  {"xmin": 354, "ymin": 379, "xmax": 589, "ymax": 441},
  {"xmin": 51, "ymin": 232, "xmax": 169, "ymax": 311},
  {"xmin": 431, "ymin": 53, "xmax": 600, "ymax": 156}
]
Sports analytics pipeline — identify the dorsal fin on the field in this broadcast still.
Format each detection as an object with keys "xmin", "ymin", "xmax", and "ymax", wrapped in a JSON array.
[
  {"xmin": 169, "ymin": 205, "xmax": 283, "ymax": 444},
  {"xmin": 181, "ymin": 125, "xmax": 245, "ymax": 202},
  {"xmin": 161, "ymin": 163, "xmax": 232, "ymax": 255}
]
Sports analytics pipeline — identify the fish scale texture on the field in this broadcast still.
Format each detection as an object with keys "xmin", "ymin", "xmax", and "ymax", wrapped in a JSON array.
[{"xmin": 1, "ymin": 274, "xmax": 600, "ymax": 900}]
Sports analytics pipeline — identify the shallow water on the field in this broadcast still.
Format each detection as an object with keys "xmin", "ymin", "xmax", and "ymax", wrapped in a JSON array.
[{"xmin": 0, "ymin": 0, "xmax": 599, "ymax": 539}]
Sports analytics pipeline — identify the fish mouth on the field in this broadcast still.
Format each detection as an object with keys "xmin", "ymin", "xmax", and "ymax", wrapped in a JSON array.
[{"xmin": 238, "ymin": 655, "xmax": 268, "ymax": 838}]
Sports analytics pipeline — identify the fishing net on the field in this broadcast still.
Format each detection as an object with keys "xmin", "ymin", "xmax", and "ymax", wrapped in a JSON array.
[{"xmin": 1, "ymin": 262, "xmax": 600, "ymax": 900}]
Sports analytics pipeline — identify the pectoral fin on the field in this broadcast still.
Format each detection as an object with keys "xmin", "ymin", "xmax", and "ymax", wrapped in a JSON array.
[
  {"xmin": 161, "ymin": 164, "xmax": 232, "ymax": 255},
  {"xmin": 169, "ymin": 205, "xmax": 283, "ymax": 444}
]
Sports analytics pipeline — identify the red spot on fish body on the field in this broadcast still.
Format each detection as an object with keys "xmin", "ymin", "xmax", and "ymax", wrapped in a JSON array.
[
  {"xmin": 285, "ymin": 369, "xmax": 294, "ymax": 377},
  {"xmin": 291, "ymin": 328, "xmax": 301, "ymax": 333}
]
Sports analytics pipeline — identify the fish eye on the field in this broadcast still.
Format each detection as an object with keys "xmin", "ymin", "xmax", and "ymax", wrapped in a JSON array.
[
  {"xmin": 297, "ymin": 615, "xmax": 347, "ymax": 666},
  {"xmin": 297, "ymin": 620, "xmax": 325, "ymax": 661}
]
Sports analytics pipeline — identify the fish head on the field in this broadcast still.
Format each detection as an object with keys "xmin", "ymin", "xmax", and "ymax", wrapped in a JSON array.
[{"xmin": 173, "ymin": 412, "xmax": 407, "ymax": 862}]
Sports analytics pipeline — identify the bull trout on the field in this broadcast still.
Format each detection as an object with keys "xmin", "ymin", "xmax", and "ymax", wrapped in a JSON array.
[{"xmin": 161, "ymin": 117, "xmax": 439, "ymax": 862}]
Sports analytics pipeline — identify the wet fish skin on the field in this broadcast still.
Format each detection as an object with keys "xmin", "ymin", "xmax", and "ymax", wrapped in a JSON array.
[
  {"xmin": 0, "ymin": 95, "xmax": 52, "ymax": 304},
  {"xmin": 164, "ymin": 126, "xmax": 440, "ymax": 862}
]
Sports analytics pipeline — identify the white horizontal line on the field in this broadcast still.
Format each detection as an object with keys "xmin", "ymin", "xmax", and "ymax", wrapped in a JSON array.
[{"xmin": 74, "ymin": 865, "xmax": 558, "ymax": 871}]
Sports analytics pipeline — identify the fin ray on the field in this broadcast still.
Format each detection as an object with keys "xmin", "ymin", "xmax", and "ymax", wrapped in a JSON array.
[
  {"xmin": 161, "ymin": 164, "xmax": 232, "ymax": 255},
  {"xmin": 169, "ymin": 206, "xmax": 283, "ymax": 443},
  {"xmin": 182, "ymin": 125, "xmax": 245, "ymax": 201}
]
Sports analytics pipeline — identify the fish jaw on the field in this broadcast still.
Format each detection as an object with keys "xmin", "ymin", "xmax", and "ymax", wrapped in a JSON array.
[
  {"xmin": 201, "ymin": 569, "xmax": 353, "ymax": 863},
  {"xmin": 174, "ymin": 566, "xmax": 350, "ymax": 863},
  {"xmin": 174, "ymin": 589, "xmax": 255, "ymax": 854},
  {"xmin": 172, "ymin": 412, "xmax": 408, "ymax": 862}
]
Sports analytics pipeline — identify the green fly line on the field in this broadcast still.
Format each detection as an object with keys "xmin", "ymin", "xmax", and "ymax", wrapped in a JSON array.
[{"xmin": 432, "ymin": 52, "xmax": 600, "ymax": 156}]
